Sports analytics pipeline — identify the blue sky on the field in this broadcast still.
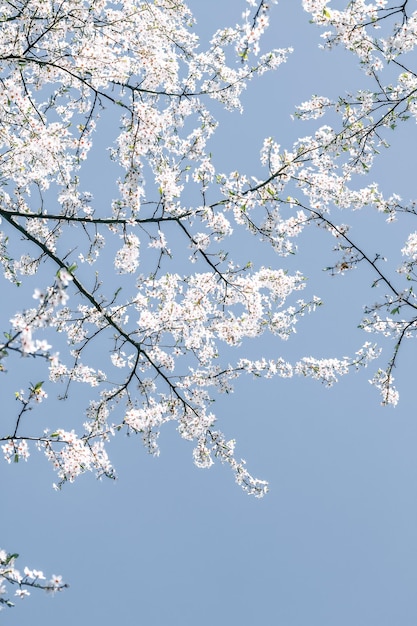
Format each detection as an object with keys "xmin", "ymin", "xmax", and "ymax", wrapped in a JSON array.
[{"xmin": 3, "ymin": 1, "xmax": 417, "ymax": 625}]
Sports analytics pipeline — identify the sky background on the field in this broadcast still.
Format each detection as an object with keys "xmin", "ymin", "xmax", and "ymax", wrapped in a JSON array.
[{"xmin": 3, "ymin": 1, "xmax": 417, "ymax": 624}]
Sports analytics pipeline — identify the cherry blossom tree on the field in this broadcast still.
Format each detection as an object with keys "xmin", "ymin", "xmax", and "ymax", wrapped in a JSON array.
[{"xmin": 1, "ymin": 0, "xmax": 416, "ymax": 609}]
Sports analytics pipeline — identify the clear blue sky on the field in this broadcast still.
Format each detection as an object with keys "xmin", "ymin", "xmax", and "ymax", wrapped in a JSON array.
[{"xmin": 3, "ymin": 2, "xmax": 417, "ymax": 625}]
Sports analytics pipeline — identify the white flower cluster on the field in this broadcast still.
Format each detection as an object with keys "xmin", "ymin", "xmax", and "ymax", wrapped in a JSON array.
[
  {"xmin": 41, "ymin": 429, "xmax": 115, "ymax": 487},
  {"xmin": 0, "ymin": 549, "xmax": 65, "ymax": 609},
  {"xmin": 0, "ymin": 0, "xmax": 416, "ymax": 525}
]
